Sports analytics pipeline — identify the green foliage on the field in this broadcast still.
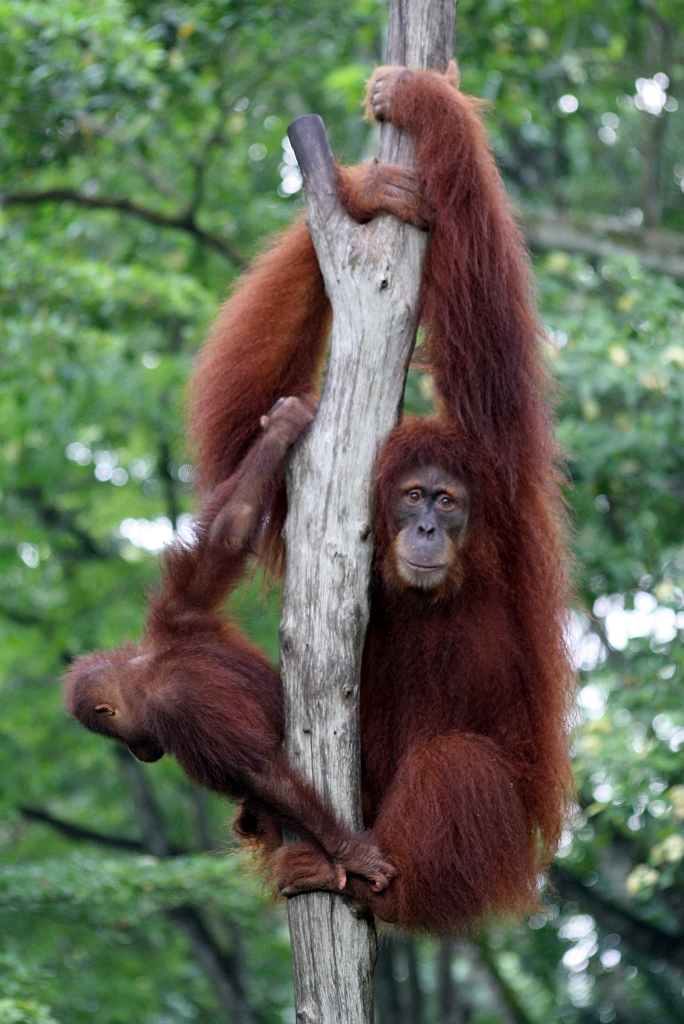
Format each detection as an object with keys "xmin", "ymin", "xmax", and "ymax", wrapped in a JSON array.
[
  {"xmin": 0, "ymin": 1000, "xmax": 58, "ymax": 1024},
  {"xmin": 542, "ymin": 253, "xmax": 684, "ymax": 594},
  {"xmin": 2, "ymin": 0, "xmax": 684, "ymax": 1022},
  {"xmin": 0, "ymin": 852, "xmax": 259, "ymax": 922}
]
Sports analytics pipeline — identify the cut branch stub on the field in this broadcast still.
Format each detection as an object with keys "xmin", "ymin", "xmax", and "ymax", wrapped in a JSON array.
[{"xmin": 287, "ymin": 115, "xmax": 340, "ymax": 223}]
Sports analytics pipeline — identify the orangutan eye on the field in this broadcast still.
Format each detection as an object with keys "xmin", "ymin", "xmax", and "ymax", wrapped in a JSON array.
[
  {"xmin": 438, "ymin": 494, "xmax": 456, "ymax": 509},
  {"xmin": 405, "ymin": 489, "xmax": 422, "ymax": 504}
]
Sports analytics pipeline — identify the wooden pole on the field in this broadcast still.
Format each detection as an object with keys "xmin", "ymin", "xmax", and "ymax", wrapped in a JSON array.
[{"xmin": 280, "ymin": 3, "xmax": 456, "ymax": 1021}]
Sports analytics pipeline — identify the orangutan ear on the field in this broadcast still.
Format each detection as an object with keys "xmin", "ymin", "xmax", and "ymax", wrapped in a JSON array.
[{"xmin": 95, "ymin": 704, "xmax": 115, "ymax": 716}]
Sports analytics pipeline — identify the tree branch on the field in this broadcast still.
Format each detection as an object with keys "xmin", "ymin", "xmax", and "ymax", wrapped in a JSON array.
[
  {"xmin": 17, "ymin": 487, "xmax": 109, "ymax": 559},
  {"xmin": 18, "ymin": 804, "xmax": 189, "ymax": 855},
  {"xmin": 522, "ymin": 207, "xmax": 684, "ymax": 280},
  {"xmin": 1, "ymin": 189, "xmax": 246, "ymax": 268},
  {"xmin": 19, "ymin": 806, "xmax": 145, "ymax": 852},
  {"xmin": 551, "ymin": 865, "xmax": 684, "ymax": 1021},
  {"xmin": 617, "ymin": 942, "xmax": 684, "ymax": 1024},
  {"xmin": 551, "ymin": 865, "xmax": 684, "ymax": 969},
  {"xmin": 0, "ymin": 603, "xmax": 45, "ymax": 627}
]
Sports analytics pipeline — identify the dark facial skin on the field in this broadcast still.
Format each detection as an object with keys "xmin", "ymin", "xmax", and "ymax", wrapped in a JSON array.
[
  {"xmin": 88, "ymin": 702, "xmax": 165, "ymax": 762},
  {"xmin": 391, "ymin": 465, "xmax": 469, "ymax": 592}
]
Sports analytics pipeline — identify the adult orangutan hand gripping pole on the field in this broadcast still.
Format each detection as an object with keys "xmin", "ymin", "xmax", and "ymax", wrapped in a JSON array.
[{"xmin": 279, "ymin": 2, "xmax": 457, "ymax": 1020}]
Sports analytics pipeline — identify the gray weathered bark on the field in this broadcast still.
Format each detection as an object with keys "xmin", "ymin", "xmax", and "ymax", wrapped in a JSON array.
[{"xmin": 279, "ymin": 2, "xmax": 456, "ymax": 1021}]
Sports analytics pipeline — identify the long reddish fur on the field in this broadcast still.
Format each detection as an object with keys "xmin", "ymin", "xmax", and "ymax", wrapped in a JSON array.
[
  {"xmin": 65, "ymin": 471, "xmax": 378, "ymax": 865},
  {"xmin": 353, "ymin": 417, "xmax": 573, "ymax": 929},
  {"xmin": 190, "ymin": 219, "xmax": 328, "ymax": 491},
  {"xmin": 186, "ymin": 66, "xmax": 574, "ymax": 932}
]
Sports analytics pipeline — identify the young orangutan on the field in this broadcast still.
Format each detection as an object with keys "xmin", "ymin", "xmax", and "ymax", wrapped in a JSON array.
[
  {"xmin": 65, "ymin": 396, "xmax": 395, "ymax": 895},
  {"xmin": 183, "ymin": 62, "xmax": 575, "ymax": 933}
]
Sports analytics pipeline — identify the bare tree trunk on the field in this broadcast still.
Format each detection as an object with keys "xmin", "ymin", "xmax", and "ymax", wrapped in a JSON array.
[
  {"xmin": 374, "ymin": 940, "xmax": 402, "ymax": 1024},
  {"xmin": 402, "ymin": 937, "xmax": 424, "ymax": 1024},
  {"xmin": 279, "ymin": 2, "xmax": 456, "ymax": 1021},
  {"xmin": 642, "ymin": 110, "xmax": 669, "ymax": 230},
  {"xmin": 473, "ymin": 941, "xmax": 531, "ymax": 1024},
  {"xmin": 642, "ymin": 19, "xmax": 669, "ymax": 230},
  {"xmin": 437, "ymin": 939, "xmax": 469, "ymax": 1024}
]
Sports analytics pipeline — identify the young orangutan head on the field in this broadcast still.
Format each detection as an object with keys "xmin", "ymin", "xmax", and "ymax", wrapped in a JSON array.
[
  {"xmin": 64, "ymin": 648, "xmax": 165, "ymax": 763},
  {"xmin": 386, "ymin": 464, "xmax": 469, "ymax": 594}
]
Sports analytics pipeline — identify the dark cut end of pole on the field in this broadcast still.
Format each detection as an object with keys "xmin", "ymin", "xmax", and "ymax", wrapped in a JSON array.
[{"xmin": 287, "ymin": 115, "xmax": 338, "ymax": 219}]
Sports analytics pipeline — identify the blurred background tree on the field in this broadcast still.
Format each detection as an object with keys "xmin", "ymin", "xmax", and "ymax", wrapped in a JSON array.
[{"xmin": 1, "ymin": 0, "xmax": 684, "ymax": 1021}]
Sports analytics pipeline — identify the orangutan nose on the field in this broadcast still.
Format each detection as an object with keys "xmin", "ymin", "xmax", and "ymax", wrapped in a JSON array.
[{"xmin": 417, "ymin": 521, "xmax": 436, "ymax": 538}]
